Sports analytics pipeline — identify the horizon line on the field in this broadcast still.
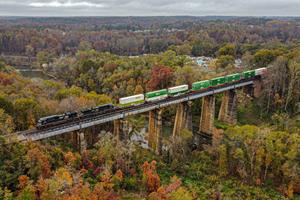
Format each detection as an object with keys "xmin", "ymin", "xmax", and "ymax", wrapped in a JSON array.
[{"xmin": 0, "ymin": 15, "xmax": 300, "ymax": 18}]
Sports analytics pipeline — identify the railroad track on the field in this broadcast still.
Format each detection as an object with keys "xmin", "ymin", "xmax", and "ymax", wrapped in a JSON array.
[{"xmin": 6, "ymin": 77, "xmax": 258, "ymax": 143}]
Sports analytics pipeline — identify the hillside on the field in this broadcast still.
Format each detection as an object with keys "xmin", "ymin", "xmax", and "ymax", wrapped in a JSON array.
[{"xmin": 0, "ymin": 17, "xmax": 299, "ymax": 199}]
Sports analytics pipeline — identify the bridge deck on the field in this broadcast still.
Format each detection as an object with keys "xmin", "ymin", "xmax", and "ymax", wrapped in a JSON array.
[{"xmin": 9, "ymin": 78, "xmax": 256, "ymax": 142}]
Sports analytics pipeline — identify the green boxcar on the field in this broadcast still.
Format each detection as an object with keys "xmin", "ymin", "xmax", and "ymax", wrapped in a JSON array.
[
  {"xmin": 192, "ymin": 80, "xmax": 211, "ymax": 91},
  {"xmin": 243, "ymin": 70, "xmax": 256, "ymax": 79},
  {"xmin": 219, "ymin": 76, "xmax": 227, "ymax": 84},
  {"xmin": 211, "ymin": 76, "xmax": 227, "ymax": 86},
  {"xmin": 210, "ymin": 78, "xmax": 219, "ymax": 86},
  {"xmin": 226, "ymin": 73, "xmax": 241, "ymax": 82},
  {"xmin": 145, "ymin": 89, "xmax": 168, "ymax": 99}
]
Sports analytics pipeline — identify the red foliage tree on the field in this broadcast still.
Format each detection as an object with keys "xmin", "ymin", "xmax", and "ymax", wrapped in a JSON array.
[{"xmin": 148, "ymin": 65, "xmax": 173, "ymax": 90}]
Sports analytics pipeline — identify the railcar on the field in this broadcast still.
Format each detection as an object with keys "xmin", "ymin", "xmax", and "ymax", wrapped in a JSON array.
[
  {"xmin": 64, "ymin": 111, "xmax": 78, "ymax": 119},
  {"xmin": 145, "ymin": 89, "xmax": 168, "ymax": 102},
  {"xmin": 255, "ymin": 67, "xmax": 267, "ymax": 76},
  {"xmin": 192, "ymin": 80, "xmax": 211, "ymax": 91},
  {"xmin": 226, "ymin": 73, "xmax": 241, "ymax": 82},
  {"xmin": 94, "ymin": 104, "xmax": 115, "ymax": 112},
  {"xmin": 80, "ymin": 104, "xmax": 115, "ymax": 116},
  {"xmin": 119, "ymin": 94, "xmax": 145, "ymax": 106},
  {"xmin": 36, "ymin": 68, "xmax": 269, "ymax": 129},
  {"xmin": 210, "ymin": 76, "xmax": 226, "ymax": 86},
  {"xmin": 37, "ymin": 114, "xmax": 65, "ymax": 129},
  {"xmin": 81, "ymin": 108, "xmax": 95, "ymax": 115},
  {"xmin": 243, "ymin": 70, "xmax": 256, "ymax": 79},
  {"xmin": 168, "ymin": 85, "xmax": 189, "ymax": 96}
]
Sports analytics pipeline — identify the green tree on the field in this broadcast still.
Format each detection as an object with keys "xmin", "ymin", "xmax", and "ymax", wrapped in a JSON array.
[
  {"xmin": 85, "ymin": 92, "xmax": 112, "ymax": 105},
  {"xmin": 0, "ymin": 140, "xmax": 28, "ymax": 191},
  {"xmin": 220, "ymin": 125, "xmax": 300, "ymax": 187},
  {"xmin": 175, "ymin": 66, "xmax": 200, "ymax": 86},
  {"xmin": 0, "ymin": 109, "xmax": 15, "ymax": 135},
  {"xmin": 253, "ymin": 49, "xmax": 280, "ymax": 68},
  {"xmin": 55, "ymin": 86, "xmax": 83, "ymax": 100},
  {"xmin": 217, "ymin": 43, "xmax": 236, "ymax": 57},
  {"xmin": 160, "ymin": 50, "xmax": 178, "ymax": 67},
  {"xmin": 166, "ymin": 187, "xmax": 193, "ymax": 200},
  {"xmin": 0, "ymin": 60, "xmax": 6, "ymax": 71},
  {"xmin": 175, "ymin": 44, "xmax": 192, "ymax": 55},
  {"xmin": 285, "ymin": 59, "xmax": 300, "ymax": 110},
  {"xmin": 36, "ymin": 51, "xmax": 54, "ymax": 66},
  {"xmin": 0, "ymin": 95, "xmax": 14, "ymax": 115},
  {"xmin": 13, "ymin": 98, "xmax": 40, "ymax": 130},
  {"xmin": 216, "ymin": 55, "xmax": 235, "ymax": 69},
  {"xmin": 191, "ymin": 41, "xmax": 214, "ymax": 57},
  {"xmin": 16, "ymin": 185, "xmax": 35, "ymax": 200},
  {"xmin": 78, "ymin": 40, "xmax": 93, "ymax": 51}
]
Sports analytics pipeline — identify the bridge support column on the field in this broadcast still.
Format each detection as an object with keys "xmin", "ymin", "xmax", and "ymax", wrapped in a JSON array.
[
  {"xmin": 113, "ymin": 119, "xmax": 121, "ymax": 140},
  {"xmin": 72, "ymin": 131, "xmax": 87, "ymax": 154},
  {"xmin": 185, "ymin": 101, "xmax": 193, "ymax": 131},
  {"xmin": 243, "ymin": 79, "xmax": 263, "ymax": 98},
  {"xmin": 172, "ymin": 101, "xmax": 193, "ymax": 137},
  {"xmin": 148, "ymin": 109, "xmax": 163, "ymax": 154},
  {"xmin": 199, "ymin": 95, "xmax": 215, "ymax": 135},
  {"xmin": 113, "ymin": 119, "xmax": 129, "ymax": 141},
  {"xmin": 253, "ymin": 79, "xmax": 263, "ymax": 98},
  {"xmin": 121, "ymin": 120, "xmax": 129, "ymax": 141},
  {"xmin": 79, "ymin": 132, "xmax": 87, "ymax": 154},
  {"xmin": 218, "ymin": 90, "xmax": 237, "ymax": 125}
]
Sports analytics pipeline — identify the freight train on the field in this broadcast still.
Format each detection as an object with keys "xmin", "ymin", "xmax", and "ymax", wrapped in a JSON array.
[
  {"xmin": 36, "ymin": 68, "xmax": 267, "ymax": 129},
  {"xmin": 37, "ymin": 104, "xmax": 115, "ymax": 129},
  {"xmin": 119, "ymin": 68, "xmax": 267, "ymax": 106}
]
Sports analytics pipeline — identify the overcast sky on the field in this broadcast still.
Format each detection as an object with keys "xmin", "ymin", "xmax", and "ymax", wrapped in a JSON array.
[{"xmin": 0, "ymin": 0, "xmax": 300, "ymax": 16}]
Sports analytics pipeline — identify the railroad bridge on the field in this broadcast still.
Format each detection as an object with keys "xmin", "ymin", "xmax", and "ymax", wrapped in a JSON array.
[{"xmin": 9, "ymin": 77, "xmax": 263, "ymax": 154}]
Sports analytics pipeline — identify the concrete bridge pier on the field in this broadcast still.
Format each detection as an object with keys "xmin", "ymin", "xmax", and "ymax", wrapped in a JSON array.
[
  {"xmin": 253, "ymin": 79, "xmax": 263, "ymax": 98},
  {"xmin": 113, "ymin": 119, "xmax": 129, "ymax": 141},
  {"xmin": 79, "ymin": 132, "xmax": 87, "ymax": 154},
  {"xmin": 199, "ymin": 95, "xmax": 215, "ymax": 135},
  {"xmin": 121, "ymin": 120, "xmax": 129, "ymax": 141},
  {"xmin": 72, "ymin": 131, "xmax": 87, "ymax": 154},
  {"xmin": 172, "ymin": 101, "xmax": 193, "ymax": 137},
  {"xmin": 185, "ymin": 101, "xmax": 193, "ymax": 131},
  {"xmin": 113, "ymin": 119, "xmax": 121, "ymax": 140},
  {"xmin": 243, "ymin": 79, "xmax": 263, "ymax": 98},
  {"xmin": 148, "ymin": 109, "xmax": 163, "ymax": 155},
  {"xmin": 218, "ymin": 90, "xmax": 237, "ymax": 125}
]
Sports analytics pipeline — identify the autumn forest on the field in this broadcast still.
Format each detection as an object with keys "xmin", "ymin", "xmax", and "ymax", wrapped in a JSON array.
[{"xmin": 0, "ymin": 16, "xmax": 299, "ymax": 199}]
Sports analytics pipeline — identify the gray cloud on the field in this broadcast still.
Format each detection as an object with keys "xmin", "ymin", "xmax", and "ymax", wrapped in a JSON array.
[
  {"xmin": 29, "ymin": 1, "xmax": 105, "ymax": 8},
  {"xmin": 0, "ymin": 0, "xmax": 299, "ymax": 16}
]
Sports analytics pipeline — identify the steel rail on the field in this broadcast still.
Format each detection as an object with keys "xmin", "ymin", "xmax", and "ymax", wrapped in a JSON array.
[{"xmin": 8, "ymin": 78, "xmax": 256, "ymax": 142}]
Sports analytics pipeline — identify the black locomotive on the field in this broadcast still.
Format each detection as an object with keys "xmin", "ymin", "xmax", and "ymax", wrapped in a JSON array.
[{"xmin": 37, "ymin": 103, "xmax": 115, "ymax": 129}]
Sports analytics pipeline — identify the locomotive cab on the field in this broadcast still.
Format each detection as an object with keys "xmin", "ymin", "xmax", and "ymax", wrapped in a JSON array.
[{"xmin": 37, "ymin": 115, "xmax": 65, "ymax": 128}]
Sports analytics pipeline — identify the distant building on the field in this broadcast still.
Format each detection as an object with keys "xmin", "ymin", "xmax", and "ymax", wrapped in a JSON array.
[
  {"xmin": 234, "ymin": 59, "xmax": 243, "ymax": 68},
  {"xmin": 189, "ymin": 56, "xmax": 213, "ymax": 69}
]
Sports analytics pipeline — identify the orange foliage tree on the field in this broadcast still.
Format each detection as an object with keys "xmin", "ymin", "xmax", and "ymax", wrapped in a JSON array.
[
  {"xmin": 26, "ymin": 144, "xmax": 51, "ymax": 180},
  {"xmin": 142, "ymin": 160, "xmax": 161, "ymax": 193}
]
